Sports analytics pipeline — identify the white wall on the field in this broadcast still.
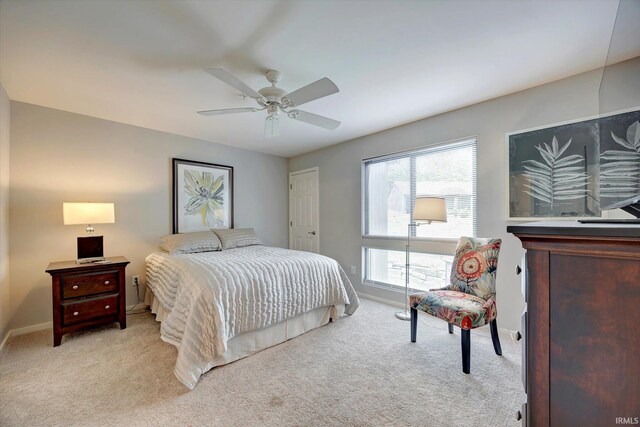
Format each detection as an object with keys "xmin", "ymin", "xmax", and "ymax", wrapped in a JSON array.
[
  {"xmin": 288, "ymin": 57, "xmax": 640, "ymax": 332},
  {"xmin": 9, "ymin": 102, "xmax": 288, "ymax": 330},
  {"xmin": 0, "ymin": 84, "xmax": 10, "ymax": 340}
]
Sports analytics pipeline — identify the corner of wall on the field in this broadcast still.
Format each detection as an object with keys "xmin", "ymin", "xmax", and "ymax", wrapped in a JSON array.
[{"xmin": 0, "ymin": 82, "xmax": 10, "ymax": 343}]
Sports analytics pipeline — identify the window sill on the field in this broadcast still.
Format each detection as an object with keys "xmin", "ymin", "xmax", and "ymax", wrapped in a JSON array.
[{"xmin": 362, "ymin": 235, "xmax": 459, "ymax": 243}]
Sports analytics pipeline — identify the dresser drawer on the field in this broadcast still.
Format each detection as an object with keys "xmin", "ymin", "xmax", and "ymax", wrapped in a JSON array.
[
  {"xmin": 61, "ymin": 271, "xmax": 118, "ymax": 299},
  {"xmin": 62, "ymin": 295, "xmax": 118, "ymax": 325}
]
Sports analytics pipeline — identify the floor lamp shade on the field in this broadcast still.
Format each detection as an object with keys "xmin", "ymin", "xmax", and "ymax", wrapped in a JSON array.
[
  {"xmin": 395, "ymin": 196, "xmax": 447, "ymax": 321},
  {"xmin": 414, "ymin": 197, "xmax": 447, "ymax": 223}
]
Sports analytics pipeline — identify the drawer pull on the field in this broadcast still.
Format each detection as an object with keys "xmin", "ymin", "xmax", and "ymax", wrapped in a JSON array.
[
  {"xmin": 515, "ymin": 265, "xmax": 522, "ymax": 275},
  {"xmin": 516, "ymin": 331, "xmax": 522, "ymax": 341},
  {"xmin": 516, "ymin": 410, "xmax": 522, "ymax": 421},
  {"xmin": 73, "ymin": 311, "xmax": 79, "ymax": 316},
  {"xmin": 104, "ymin": 280, "xmax": 110, "ymax": 285},
  {"xmin": 105, "ymin": 305, "xmax": 110, "ymax": 310},
  {"xmin": 72, "ymin": 285, "xmax": 79, "ymax": 290}
]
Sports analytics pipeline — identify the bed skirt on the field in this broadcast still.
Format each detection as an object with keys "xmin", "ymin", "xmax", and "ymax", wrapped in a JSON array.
[{"xmin": 144, "ymin": 288, "xmax": 345, "ymax": 387}]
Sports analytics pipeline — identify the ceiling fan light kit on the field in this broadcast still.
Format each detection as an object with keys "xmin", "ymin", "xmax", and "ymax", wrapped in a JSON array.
[{"xmin": 198, "ymin": 68, "xmax": 341, "ymax": 138}]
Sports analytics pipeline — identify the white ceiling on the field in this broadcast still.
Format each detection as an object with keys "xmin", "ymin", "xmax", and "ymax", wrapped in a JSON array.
[{"xmin": 1, "ymin": 0, "xmax": 637, "ymax": 157}]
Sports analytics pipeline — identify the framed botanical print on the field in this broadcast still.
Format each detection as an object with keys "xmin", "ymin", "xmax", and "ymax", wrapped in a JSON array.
[
  {"xmin": 507, "ymin": 108, "xmax": 640, "ymax": 220},
  {"xmin": 172, "ymin": 158, "xmax": 234, "ymax": 233}
]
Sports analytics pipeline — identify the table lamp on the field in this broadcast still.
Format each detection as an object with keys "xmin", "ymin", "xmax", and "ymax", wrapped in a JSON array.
[
  {"xmin": 63, "ymin": 202, "xmax": 115, "ymax": 263},
  {"xmin": 396, "ymin": 196, "xmax": 447, "ymax": 320}
]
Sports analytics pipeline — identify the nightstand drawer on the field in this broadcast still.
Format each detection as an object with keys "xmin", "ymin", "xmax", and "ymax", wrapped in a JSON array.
[
  {"xmin": 61, "ymin": 271, "xmax": 118, "ymax": 299},
  {"xmin": 62, "ymin": 295, "xmax": 118, "ymax": 325}
]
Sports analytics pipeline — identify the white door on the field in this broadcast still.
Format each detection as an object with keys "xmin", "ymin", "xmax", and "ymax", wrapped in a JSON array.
[{"xmin": 289, "ymin": 168, "xmax": 319, "ymax": 253}]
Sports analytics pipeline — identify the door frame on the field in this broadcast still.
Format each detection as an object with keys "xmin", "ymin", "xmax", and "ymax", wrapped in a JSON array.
[{"xmin": 288, "ymin": 167, "xmax": 320, "ymax": 250}]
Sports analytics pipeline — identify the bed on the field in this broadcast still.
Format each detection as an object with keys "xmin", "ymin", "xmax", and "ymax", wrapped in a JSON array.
[{"xmin": 145, "ymin": 245, "xmax": 359, "ymax": 389}]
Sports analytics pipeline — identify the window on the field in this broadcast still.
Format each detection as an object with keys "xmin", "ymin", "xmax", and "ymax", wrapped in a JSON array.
[
  {"xmin": 362, "ymin": 138, "xmax": 477, "ymax": 291},
  {"xmin": 365, "ymin": 248, "xmax": 453, "ymax": 293},
  {"xmin": 363, "ymin": 139, "xmax": 477, "ymax": 239}
]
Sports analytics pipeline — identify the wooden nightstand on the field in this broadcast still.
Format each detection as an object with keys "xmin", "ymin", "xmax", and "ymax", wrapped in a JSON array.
[{"xmin": 45, "ymin": 256, "xmax": 130, "ymax": 346}]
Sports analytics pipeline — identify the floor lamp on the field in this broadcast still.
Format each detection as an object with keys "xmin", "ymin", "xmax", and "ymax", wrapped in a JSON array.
[{"xmin": 395, "ymin": 196, "xmax": 447, "ymax": 321}]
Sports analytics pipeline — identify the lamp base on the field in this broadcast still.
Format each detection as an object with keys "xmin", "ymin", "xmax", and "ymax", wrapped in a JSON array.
[{"xmin": 395, "ymin": 310, "xmax": 411, "ymax": 321}]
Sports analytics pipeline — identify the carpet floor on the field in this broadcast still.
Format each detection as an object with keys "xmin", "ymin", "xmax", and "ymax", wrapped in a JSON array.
[{"xmin": 0, "ymin": 298, "xmax": 523, "ymax": 426}]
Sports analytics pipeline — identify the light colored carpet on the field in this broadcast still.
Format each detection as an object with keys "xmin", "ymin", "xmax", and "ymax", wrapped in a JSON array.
[{"xmin": 0, "ymin": 298, "xmax": 523, "ymax": 426}]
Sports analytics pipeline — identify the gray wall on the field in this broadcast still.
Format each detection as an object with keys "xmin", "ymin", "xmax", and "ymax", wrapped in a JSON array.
[
  {"xmin": 9, "ymin": 102, "xmax": 288, "ymax": 330},
  {"xmin": 289, "ymin": 58, "xmax": 640, "ymax": 332},
  {"xmin": 0, "ymin": 84, "xmax": 10, "ymax": 340}
]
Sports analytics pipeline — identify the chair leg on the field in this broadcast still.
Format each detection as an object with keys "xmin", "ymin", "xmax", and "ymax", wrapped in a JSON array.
[
  {"xmin": 448, "ymin": 323, "xmax": 454, "ymax": 334},
  {"xmin": 410, "ymin": 308, "xmax": 417, "ymax": 343},
  {"xmin": 461, "ymin": 329, "xmax": 470, "ymax": 374},
  {"xmin": 490, "ymin": 319, "xmax": 502, "ymax": 356},
  {"xmin": 411, "ymin": 308, "xmax": 418, "ymax": 342}
]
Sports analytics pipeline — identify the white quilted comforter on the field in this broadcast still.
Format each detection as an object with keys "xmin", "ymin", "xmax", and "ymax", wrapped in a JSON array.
[{"xmin": 145, "ymin": 245, "xmax": 359, "ymax": 389}]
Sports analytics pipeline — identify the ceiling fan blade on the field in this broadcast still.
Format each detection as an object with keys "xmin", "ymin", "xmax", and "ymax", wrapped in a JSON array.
[
  {"xmin": 283, "ymin": 77, "xmax": 339, "ymax": 107},
  {"xmin": 197, "ymin": 107, "xmax": 258, "ymax": 116},
  {"xmin": 204, "ymin": 68, "xmax": 264, "ymax": 100},
  {"xmin": 287, "ymin": 110, "xmax": 341, "ymax": 130}
]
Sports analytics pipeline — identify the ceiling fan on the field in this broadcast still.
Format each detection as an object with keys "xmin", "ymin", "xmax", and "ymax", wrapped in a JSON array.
[{"xmin": 198, "ymin": 68, "xmax": 341, "ymax": 138}]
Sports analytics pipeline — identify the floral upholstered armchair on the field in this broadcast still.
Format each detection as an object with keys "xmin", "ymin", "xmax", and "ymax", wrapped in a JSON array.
[{"xmin": 409, "ymin": 236, "xmax": 502, "ymax": 374}]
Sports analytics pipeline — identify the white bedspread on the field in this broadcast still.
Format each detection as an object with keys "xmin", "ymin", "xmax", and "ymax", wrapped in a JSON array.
[{"xmin": 145, "ymin": 246, "xmax": 359, "ymax": 389}]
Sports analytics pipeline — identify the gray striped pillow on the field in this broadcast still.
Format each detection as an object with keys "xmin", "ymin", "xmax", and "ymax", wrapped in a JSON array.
[
  {"xmin": 213, "ymin": 228, "xmax": 263, "ymax": 249},
  {"xmin": 160, "ymin": 231, "xmax": 222, "ymax": 255}
]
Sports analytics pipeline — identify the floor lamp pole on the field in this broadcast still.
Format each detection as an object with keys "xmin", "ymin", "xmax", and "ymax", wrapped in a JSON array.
[{"xmin": 396, "ymin": 222, "xmax": 417, "ymax": 321}]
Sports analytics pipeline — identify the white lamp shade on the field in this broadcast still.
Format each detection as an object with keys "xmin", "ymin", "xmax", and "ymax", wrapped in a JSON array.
[
  {"xmin": 63, "ymin": 203, "xmax": 115, "ymax": 225},
  {"xmin": 414, "ymin": 197, "xmax": 447, "ymax": 223}
]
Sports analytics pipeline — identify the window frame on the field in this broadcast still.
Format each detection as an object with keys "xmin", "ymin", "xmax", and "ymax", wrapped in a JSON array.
[{"xmin": 361, "ymin": 137, "xmax": 477, "ymax": 292}]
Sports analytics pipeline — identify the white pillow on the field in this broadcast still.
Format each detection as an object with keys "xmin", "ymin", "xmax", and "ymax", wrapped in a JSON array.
[
  {"xmin": 213, "ymin": 228, "xmax": 263, "ymax": 250},
  {"xmin": 160, "ymin": 231, "xmax": 222, "ymax": 255}
]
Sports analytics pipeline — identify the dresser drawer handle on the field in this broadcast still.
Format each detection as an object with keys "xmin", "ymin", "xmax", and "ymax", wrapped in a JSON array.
[
  {"xmin": 516, "ymin": 331, "xmax": 522, "ymax": 341},
  {"xmin": 104, "ymin": 280, "xmax": 110, "ymax": 285},
  {"xmin": 73, "ymin": 311, "xmax": 79, "ymax": 316},
  {"xmin": 72, "ymin": 285, "xmax": 79, "ymax": 290},
  {"xmin": 105, "ymin": 305, "xmax": 110, "ymax": 310}
]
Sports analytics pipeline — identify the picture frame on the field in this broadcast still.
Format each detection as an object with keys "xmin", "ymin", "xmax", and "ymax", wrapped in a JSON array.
[
  {"xmin": 506, "ymin": 107, "xmax": 640, "ymax": 221},
  {"xmin": 172, "ymin": 158, "xmax": 234, "ymax": 233}
]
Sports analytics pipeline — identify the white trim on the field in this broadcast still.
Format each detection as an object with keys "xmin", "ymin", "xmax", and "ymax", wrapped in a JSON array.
[
  {"xmin": 289, "ymin": 166, "xmax": 319, "ymax": 176},
  {"xmin": 362, "ymin": 234, "xmax": 458, "ymax": 243},
  {"xmin": 358, "ymin": 292, "xmax": 404, "ymax": 309},
  {"xmin": 0, "ymin": 329, "xmax": 11, "ymax": 352},
  {"xmin": 0, "ymin": 303, "xmax": 149, "ymax": 351},
  {"xmin": 358, "ymin": 293, "xmax": 519, "ymax": 341},
  {"xmin": 288, "ymin": 167, "xmax": 320, "ymax": 252},
  {"xmin": 11, "ymin": 321, "xmax": 52, "ymax": 337},
  {"xmin": 505, "ymin": 106, "xmax": 640, "ymax": 221},
  {"xmin": 361, "ymin": 135, "xmax": 478, "ymax": 163}
]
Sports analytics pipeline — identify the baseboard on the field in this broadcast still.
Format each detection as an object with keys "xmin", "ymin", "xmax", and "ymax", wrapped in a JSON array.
[
  {"xmin": 0, "ymin": 303, "xmax": 150, "ymax": 352},
  {"xmin": 0, "ymin": 329, "xmax": 11, "ymax": 352},
  {"xmin": 11, "ymin": 321, "xmax": 53, "ymax": 337},
  {"xmin": 357, "ymin": 292, "xmax": 404, "ymax": 308},
  {"xmin": 357, "ymin": 291, "xmax": 519, "ymax": 342},
  {"xmin": 0, "ymin": 321, "xmax": 52, "ymax": 353}
]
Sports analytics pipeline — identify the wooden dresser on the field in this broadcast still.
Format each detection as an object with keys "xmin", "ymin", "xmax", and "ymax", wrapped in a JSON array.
[
  {"xmin": 45, "ymin": 256, "xmax": 130, "ymax": 346},
  {"xmin": 508, "ymin": 222, "xmax": 640, "ymax": 427}
]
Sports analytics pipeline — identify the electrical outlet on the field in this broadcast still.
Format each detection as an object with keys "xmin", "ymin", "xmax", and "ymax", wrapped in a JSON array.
[
  {"xmin": 350, "ymin": 266, "xmax": 356, "ymax": 275},
  {"xmin": 132, "ymin": 275, "xmax": 140, "ymax": 287}
]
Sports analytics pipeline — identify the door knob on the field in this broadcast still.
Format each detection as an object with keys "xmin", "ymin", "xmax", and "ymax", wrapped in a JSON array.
[
  {"xmin": 516, "ymin": 410, "xmax": 522, "ymax": 421},
  {"xmin": 308, "ymin": 231, "xmax": 316, "ymax": 235},
  {"xmin": 516, "ymin": 331, "xmax": 522, "ymax": 341},
  {"xmin": 515, "ymin": 265, "xmax": 522, "ymax": 275}
]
